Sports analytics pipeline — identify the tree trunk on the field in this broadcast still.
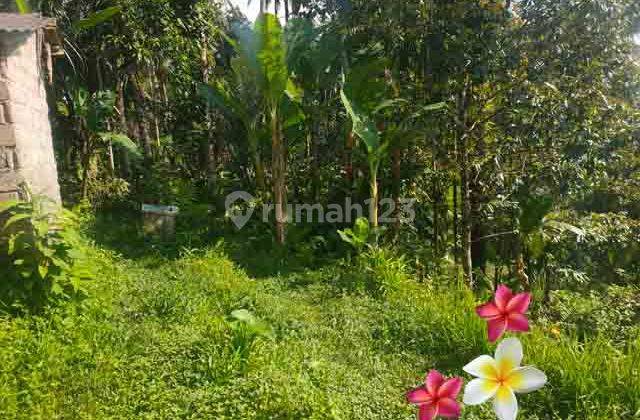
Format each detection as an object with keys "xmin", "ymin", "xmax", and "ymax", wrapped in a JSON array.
[
  {"xmin": 458, "ymin": 79, "xmax": 474, "ymax": 288},
  {"xmin": 453, "ymin": 179, "xmax": 459, "ymax": 262},
  {"xmin": 116, "ymin": 78, "xmax": 131, "ymax": 178},
  {"xmin": 249, "ymin": 131, "xmax": 265, "ymax": 193},
  {"xmin": 272, "ymin": 108, "xmax": 287, "ymax": 244},
  {"xmin": 344, "ymin": 130, "xmax": 354, "ymax": 187},
  {"xmin": 80, "ymin": 129, "xmax": 91, "ymax": 200},
  {"xmin": 460, "ymin": 149, "xmax": 473, "ymax": 288},
  {"xmin": 432, "ymin": 146, "xmax": 440, "ymax": 255},
  {"xmin": 311, "ymin": 117, "xmax": 321, "ymax": 202},
  {"xmin": 392, "ymin": 146, "xmax": 401, "ymax": 233},
  {"xmin": 369, "ymin": 162, "xmax": 379, "ymax": 228},
  {"xmin": 130, "ymin": 75, "xmax": 152, "ymax": 165},
  {"xmin": 514, "ymin": 236, "xmax": 530, "ymax": 289}
]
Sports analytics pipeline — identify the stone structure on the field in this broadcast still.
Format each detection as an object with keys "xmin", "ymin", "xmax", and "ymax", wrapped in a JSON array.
[{"xmin": 0, "ymin": 13, "xmax": 62, "ymax": 203}]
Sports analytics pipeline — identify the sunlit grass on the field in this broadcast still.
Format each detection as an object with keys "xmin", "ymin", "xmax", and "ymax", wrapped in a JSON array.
[{"xmin": 0, "ymin": 246, "xmax": 637, "ymax": 418}]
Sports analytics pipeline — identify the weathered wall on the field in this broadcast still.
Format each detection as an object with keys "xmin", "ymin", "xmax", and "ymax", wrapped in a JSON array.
[
  {"xmin": 0, "ymin": 30, "xmax": 60, "ymax": 203},
  {"xmin": 0, "ymin": 35, "xmax": 20, "ymax": 202}
]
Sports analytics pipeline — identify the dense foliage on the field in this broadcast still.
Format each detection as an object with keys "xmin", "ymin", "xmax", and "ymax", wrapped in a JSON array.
[{"xmin": 0, "ymin": 0, "xmax": 639, "ymax": 418}]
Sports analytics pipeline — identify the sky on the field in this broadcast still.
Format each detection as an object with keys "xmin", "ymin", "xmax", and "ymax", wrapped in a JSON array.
[{"xmin": 227, "ymin": 0, "xmax": 261, "ymax": 22}]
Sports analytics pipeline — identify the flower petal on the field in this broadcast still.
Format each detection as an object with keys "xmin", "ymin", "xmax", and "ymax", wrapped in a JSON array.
[
  {"xmin": 438, "ymin": 377, "xmax": 463, "ymax": 398},
  {"xmin": 487, "ymin": 317, "xmax": 507, "ymax": 342},
  {"xmin": 495, "ymin": 285, "xmax": 513, "ymax": 311},
  {"xmin": 506, "ymin": 292, "xmax": 531, "ymax": 314},
  {"xmin": 463, "ymin": 378, "xmax": 499, "ymax": 405},
  {"xmin": 437, "ymin": 397, "xmax": 461, "ymax": 418},
  {"xmin": 463, "ymin": 355, "xmax": 498, "ymax": 380},
  {"xmin": 495, "ymin": 337, "xmax": 523, "ymax": 372},
  {"xmin": 407, "ymin": 386, "xmax": 432, "ymax": 404},
  {"xmin": 509, "ymin": 366, "xmax": 547, "ymax": 393},
  {"xmin": 426, "ymin": 370, "xmax": 445, "ymax": 395},
  {"xmin": 418, "ymin": 403, "xmax": 438, "ymax": 420},
  {"xmin": 476, "ymin": 302, "xmax": 501, "ymax": 319},
  {"xmin": 506, "ymin": 313, "xmax": 530, "ymax": 333},
  {"xmin": 493, "ymin": 386, "xmax": 518, "ymax": 420}
]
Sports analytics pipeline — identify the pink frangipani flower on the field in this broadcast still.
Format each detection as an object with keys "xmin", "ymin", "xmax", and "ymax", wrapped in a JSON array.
[
  {"xmin": 407, "ymin": 370, "xmax": 463, "ymax": 420},
  {"xmin": 476, "ymin": 285, "xmax": 532, "ymax": 342}
]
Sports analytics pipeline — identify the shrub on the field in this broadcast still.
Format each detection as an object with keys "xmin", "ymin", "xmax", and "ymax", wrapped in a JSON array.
[
  {"xmin": 335, "ymin": 247, "xmax": 411, "ymax": 297},
  {"xmin": 543, "ymin": 285, "xmax": 640, "ymax": 343},
  {"xmin": 0, "ymin": 197, "xmax": 91, "ymax": 312}
]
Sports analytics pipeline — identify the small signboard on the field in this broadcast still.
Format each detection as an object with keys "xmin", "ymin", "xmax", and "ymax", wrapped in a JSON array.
[
  {"xmin": 141, "ymin": 204, "xmax": 180, "ymax": 239},
  {"xmin": 141, "ymin": 204, "xmax": 180, "ymax": 215}
]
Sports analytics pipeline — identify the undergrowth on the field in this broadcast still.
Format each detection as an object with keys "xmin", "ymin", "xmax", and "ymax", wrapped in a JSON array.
[{"xmin": 0, "ymin": 240, "xmax": 638, "ymax": 418}]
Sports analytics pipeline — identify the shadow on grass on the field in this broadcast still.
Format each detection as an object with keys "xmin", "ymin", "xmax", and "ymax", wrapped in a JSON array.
[{"xmin": 86, "ymin": 210, "xmax": 342, "ymax": 278}]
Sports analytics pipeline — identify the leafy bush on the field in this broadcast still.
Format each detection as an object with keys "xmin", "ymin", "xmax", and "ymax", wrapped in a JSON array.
[
  {"xmin": 544, "ymin": 285, "xmax": 640, "ymax": 343},
  {"xmin": 0, "ymin": 198, "xmax": 90, "ymax": 312},
  {"xmin": 335, "ymin": 247, "xmax": 411, "ymax": 297}
]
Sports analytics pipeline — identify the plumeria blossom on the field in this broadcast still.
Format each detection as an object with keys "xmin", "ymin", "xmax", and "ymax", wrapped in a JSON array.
[
  {"xmin": 462, "ymin": 338, "xmax": 547, "ymax": 420},
  {"xmin": 407, "ymin": 370, "xmax": 463, "ymax": 420},
  {"xmin": 476, "ymin": 284, "xmax": 532, "ymax": 342}
]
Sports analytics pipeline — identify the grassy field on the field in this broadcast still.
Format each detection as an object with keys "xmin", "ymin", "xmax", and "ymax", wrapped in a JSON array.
[{"xmin": 0, "ymin": 230, "xmax": 639, "ymax": 419}]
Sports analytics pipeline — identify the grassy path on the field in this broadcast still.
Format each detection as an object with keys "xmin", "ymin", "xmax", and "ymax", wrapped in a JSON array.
[{"xmin": 0, "ymin": 243, "xmax": 638, "ymax": 418}]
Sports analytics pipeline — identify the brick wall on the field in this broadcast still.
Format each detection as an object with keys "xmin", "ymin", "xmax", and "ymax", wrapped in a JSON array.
[
  {"xmin": 0, "ymin": 37, "xmax": 19, "ymax": 202},
  {"xmin": 0, "ymin": 30, "xmax": 60, "ymax": 203}
]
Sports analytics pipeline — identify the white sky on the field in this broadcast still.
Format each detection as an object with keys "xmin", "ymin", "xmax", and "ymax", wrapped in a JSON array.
[{"xmin": 227, "ymin": 0, "xmax": 261, "ymax": 22}]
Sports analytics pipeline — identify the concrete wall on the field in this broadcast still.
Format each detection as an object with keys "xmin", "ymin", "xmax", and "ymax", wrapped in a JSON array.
[{"xmin": 0, "ymin": 30, "xmax": 60, "ymax": 204}]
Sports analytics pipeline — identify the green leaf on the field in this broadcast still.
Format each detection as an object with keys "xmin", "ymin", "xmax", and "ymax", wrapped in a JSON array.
[
  {"xmin": 98, "ymin": 132, "xmax": 142, "ymax": 159},
  {"xmin": 421, "ymin": 102, "xmax": 446, "ymax": 112},
  {"xmin": 372, "ymin": 99, "xmax": 409, "ymax": 115},
  {"xmin": 0, "ymin": 199, "xmax": 18, "ymax": 213},
  {"xmin": 3, "ymin": 213, "xmax": 30, "ymax": 230},
  {"xmin": 353, "ymin": 217, "xmax": 370, "ymax": 239},
  {"xmin": 255, "ymin": 13, "xmax": 288, "ymax": 106},
  {"xmin": 340, "ymin": 90, "xmax": 380, "ymax": 154},
  {"xmin": 15, "ymin": 0, "xmax": 30, "ymax": 14},
  {"xmin": 231, "ymin": 309, "xmax": 255, "ymax": 323},
  {"xmin": 51, "ymin": 281, "xmax": 64, "ymax": 295},
  {"xmin": 285, "ymin": 78, "xmax": 303, "ymax": 103},
  {"xmin": 76, "ymin": 6, "xmax": 122, "ymax": 30},
  {"xmin": 38, "ymin": 262, "xmax": 49, "ymax": 280},
  {"xmin": 7, "ymin": 235, "xmax": 16, "ymax": 255}
]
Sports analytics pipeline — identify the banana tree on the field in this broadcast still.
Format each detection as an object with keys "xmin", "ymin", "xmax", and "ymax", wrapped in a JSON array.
[
  {"xmin": 63, "ymin": 88, "xmax": 137, "ymax": 199},
  {"xmin": 340, "ymin": 91, "xmax": 388, "ymax": 227},
  {"xmin": 340, "ymin": 89, "xmax": 445, "ymax": 228},
  {"xmin": 256, "ymin": 13, "xmax": 302, "ymax": 244}
]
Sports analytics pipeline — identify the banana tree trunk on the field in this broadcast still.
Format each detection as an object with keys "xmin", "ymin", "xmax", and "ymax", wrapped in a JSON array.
[
  {"xmin": 344, "ymin": 131, "xmax": 354, "ymax": 186},
  {"xmin": 392, "ymin": 146, "xmax": 401, "ymax": 233},
  {"xmin": 271, "ymin": 108, "xmax": 287, "ymax": 244},
  {"xmin": 369, "ymin": 161, "xmax": 379, "ymax": 228}
]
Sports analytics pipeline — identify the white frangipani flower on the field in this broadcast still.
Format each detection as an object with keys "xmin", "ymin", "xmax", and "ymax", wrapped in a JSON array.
[{"xmin": 462, "ymin": 337, "xmax": 547, "ymax": 420}]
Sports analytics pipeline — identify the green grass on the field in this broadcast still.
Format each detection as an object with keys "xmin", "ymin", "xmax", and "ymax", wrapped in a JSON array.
[{"xmin": 0, "ymin": 239, "xmax": 639, "ymax": 419}]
